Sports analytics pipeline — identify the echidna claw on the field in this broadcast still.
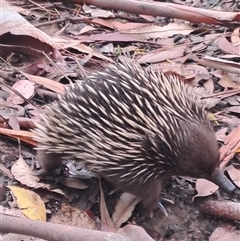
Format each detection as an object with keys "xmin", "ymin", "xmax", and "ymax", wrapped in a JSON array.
[
  {"xmin": 161, "ymin": 197, "xmax": 175, "ymax": 205},
  {"xmin": 157, "ymin": 202, "xmax": 169, "ymax": 217}
]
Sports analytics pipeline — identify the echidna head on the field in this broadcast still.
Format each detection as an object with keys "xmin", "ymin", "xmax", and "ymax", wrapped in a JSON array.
[
  {"xmin": 165, "ymin": 121, "xmax": 237, "ymax": 197},
  {"xmin": 148, "ymin": 119, "xmax": 220, "ymax": 180},
  {"xmin": 172, "ymin": 122, "xmax": 220, "ymax": 179}
]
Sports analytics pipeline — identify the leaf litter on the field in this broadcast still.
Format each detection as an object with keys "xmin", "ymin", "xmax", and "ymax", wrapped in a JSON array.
[{"xmin": 0, "ymin": 0, "xmax": 240, "ymax": 240}]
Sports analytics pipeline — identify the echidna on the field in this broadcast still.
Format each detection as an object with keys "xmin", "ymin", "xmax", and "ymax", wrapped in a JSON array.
[{"xmin": 33, "ymin": 62, "xmax": 239, "ymax": 207}]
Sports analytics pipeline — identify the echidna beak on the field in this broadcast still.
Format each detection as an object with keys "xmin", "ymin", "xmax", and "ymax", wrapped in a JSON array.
[
  {"xmin": 157, "ymin": 202, "xmax": 169, "ymax": 217},
  {"xmin": 208, "ymin": 169, "xmax": 240, "ymax": 198}
]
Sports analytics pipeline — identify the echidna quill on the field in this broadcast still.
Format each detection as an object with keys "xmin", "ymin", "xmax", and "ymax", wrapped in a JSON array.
[{"xmin": 33, "ymin": 62, "xmax": 239, "ymax": 208}]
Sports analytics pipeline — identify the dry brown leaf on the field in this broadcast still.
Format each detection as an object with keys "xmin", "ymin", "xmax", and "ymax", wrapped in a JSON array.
[
  {"xmin": 187, "ymin": 64, "xmax": 210, "ymax": 82},
  {"xmin": 99, "ymin": 43, "xmax": 114, "ymax": 54},
  {"xmin": 226, "ymin": 96, "xmax": 240, "ymax": 106},
  {"xmin": 112, "ymin": 192, "xmax": 141, "ymax": 229},
  {"xmin": 52, "ymin": 38, "xmax": 114, "ymax": 63},
  {"xmin": 75, "ymin": 32, "xmax": 141, "ymax": 43},
  {"xmin": 55, "ymin": 177, "xmax": 88, "ymax": 190},
  {"xmin": 8, "ymin": 186, "xmax": 46, "ymax": 221},
  {"xmin": 138, "ymin": 45, "xmax": 186, "ymax": 64},
  {"xmin": 50, "ymin": 205, "xmax": 96, "ymax": 230},
  {"xmin": 193, "ymin": 179, "xmax": 219, "ymax": 200},
  {"xmin": 3, "ymin": 233, "xmax": 46, "ymax": 241},
  {"xmin": 226, "ymin": 165, "xmax": 240, "ymax": 188},
  {"xmin": 220, "ymin": 125, "xmax": 240, "ymax": 167},
  {"xmin": 210, "ymin": 225, "xmax": 240, "ymax": 241},
  {"xmin": 0, "ymin": 179, "xmax": 6, "ymax": 201},
  {"xmin": 191, "ymin": 42, "xmax": 207, "ymax": 53},
  {"xmin": 219, "ymin": 72, "xmax": 240, "ymax": 88},
  {"xmin": 21, "ymin": 72, "xmax": 65, "ymax": 95},
  {"xmin": 150, "ymin": 62, "xmax": 208, "ymax": 80},
  {"xmin": 193, "ymin": 87, "xmax": 221, "ymax": 109},
  {"xmin": 212, "ymin": 69, "xmax": 223, "ymax": 79},
  {"xmin": 215, "ymin": 127, "xmax": 228, "ymax": 143},
  {"xmin": 228, "ymin": 106, "xmax": 240, "ymax": 114},
  {"xmin": 218, "ymin": 38, "xmax": 240, "ymax": 56},
  {"xmin": 67, "ymin": 25, "xmax": 96, "ymax": 36},
  {"xmin": 0, "ymin": 0, "xmax": 54, "ymax": 56},
  {"xmin": 7, "ymin": 80, "xmax": 35, "ymax": 105},
  {"xmin": 99, "ymin": 180, "xmax": 115, "ymax": 231},
  {"xmin": 216, "ymin": 114, "xmax": 239, "ymax": 130},
  {"xmin": 0, "ymin": 99, "xmax": 25, "ymax": 119},
  {"xmin": 0, "ymin": 205, "xmax": 25, "ymax": 217},
  {"xmin": 8, "ymin": 115, "xmax": 20, "ymax": 131},
  {"xmin": 203, "ymin": 79, "xmax": 214, "ymax": 92},
  {"xmin": 83, "ymin": 4, "xmax": 114, "ymax": 18},
  {"xmin": 11, "ymin": 5, "xmax": 31, "ymax": 16},
  {"xmin": 120, "ymin": 23, "xmax": 195, "ymax": 40},
  {"xmin": 0, "ymin": 163, "xmax": 14, "ymax": 179},
  {"xmin": 140, "ymin": 14, "xmax": 156, "ymax": 22},
  {"xmin": 70, "ymin": 43, "xmax": 115, "ymax": 63},
  {"xmin": 91, "ymin": 19, "xmax": 148, "ymax": 31},
  {"xmin": 231, "ymin": 27, "xmax": 240, "ymax": 46},
  {"xmin": 11, "ymin": 154, "xmax": 50, "ymax": 189}
]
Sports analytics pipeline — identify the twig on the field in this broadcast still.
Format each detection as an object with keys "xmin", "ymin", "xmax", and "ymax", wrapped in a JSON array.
[
  {"xmin": 72, "ymin": 0, "xmax": 239, "ymax": 27},
  {"xmin": 198, "ymin": 200, "xmax": 240, "ymax": 221},
  {"xmin": 0, "ymin": 214, "xmax": 154, "ymax": 241}
]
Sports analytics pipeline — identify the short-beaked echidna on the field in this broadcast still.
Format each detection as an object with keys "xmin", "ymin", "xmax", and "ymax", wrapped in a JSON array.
[{"xmin": 33, "ymin": 62, "xmax": 239, "ymax": 207}]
